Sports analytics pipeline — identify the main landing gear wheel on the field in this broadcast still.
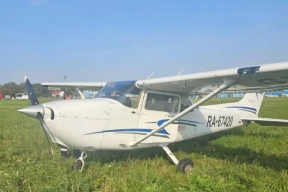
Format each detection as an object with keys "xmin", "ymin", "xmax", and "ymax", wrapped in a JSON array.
[
  {"xmin": 161, "ymin": 145, "xmax": 194, "ymax": 174},
  {"xmin": 177, "ymin": 158, "xmax": 194, "ymax": 173}
]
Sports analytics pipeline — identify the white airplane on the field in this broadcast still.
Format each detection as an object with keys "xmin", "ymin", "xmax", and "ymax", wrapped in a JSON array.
[{"xmin": 18, "ymin": 61, "xmax": 288, "ymax": 173}]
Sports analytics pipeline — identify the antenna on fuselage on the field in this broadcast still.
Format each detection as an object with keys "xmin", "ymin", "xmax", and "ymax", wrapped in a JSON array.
[
  {"xmin": 146, "ymin": 72, "xmax": 154, "ymax": 79},
  {"xmin": 178, "ymin": 69, "xmax": 184, "ymax": 75}
]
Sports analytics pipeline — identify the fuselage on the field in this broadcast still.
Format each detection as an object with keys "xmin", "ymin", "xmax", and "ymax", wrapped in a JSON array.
[{"xmin": 42, "ymin": 95, "xmax": 249, "ymax": 151}]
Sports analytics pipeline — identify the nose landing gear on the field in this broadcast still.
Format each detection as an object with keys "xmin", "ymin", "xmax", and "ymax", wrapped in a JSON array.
[{"xmin": 72, "ymin": 152, "xmax": 87, "ymax": 172}]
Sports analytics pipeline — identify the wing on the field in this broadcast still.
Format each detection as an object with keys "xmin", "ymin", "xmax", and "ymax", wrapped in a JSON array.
[
  {"xmin": 136, "ymin": 61, "xmax": 288, "ymax": 93},
  {"xmin": 41, "ymin": 82, "xmax": 106, "ymax": 90}
]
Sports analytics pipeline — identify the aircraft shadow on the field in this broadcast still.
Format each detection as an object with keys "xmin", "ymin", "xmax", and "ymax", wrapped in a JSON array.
[
  {"xmin": 230, "ymin": 131, "xmax": 284, "ymax": 139},
  {"xmin": 85, "ymin": 127, "xmax": 287, "ymax": 171}
]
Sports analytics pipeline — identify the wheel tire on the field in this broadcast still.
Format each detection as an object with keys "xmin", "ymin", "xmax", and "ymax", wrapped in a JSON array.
[
  {"xmin": 177, "ymin": 158, "xmax": 194, "ymax": 173},
  {"xmin": 73, "ymin": 159, "xmax": 83, "ymax": 170}
]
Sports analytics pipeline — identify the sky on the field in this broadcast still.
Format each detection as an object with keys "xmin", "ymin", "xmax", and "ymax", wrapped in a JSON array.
[{"xmin": 1, "ymin": 0, "xmax": 288, "ymax": 84}]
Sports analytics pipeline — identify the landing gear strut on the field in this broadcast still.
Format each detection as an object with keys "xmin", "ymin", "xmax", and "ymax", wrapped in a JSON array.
[
  {"xmin": 72, "ymin": 149, "xmax": 82, "ymax": 158},
  {"xmin": 72, "ymin": 152, "xmax": 87, "ymax": 172},
  {"xmin": 58, "ymin": 144, "xmax": 68, "ymax": 159},
  {"xmin": 161, "ymin": 145, "xmax": 194, "ymax": 173}
]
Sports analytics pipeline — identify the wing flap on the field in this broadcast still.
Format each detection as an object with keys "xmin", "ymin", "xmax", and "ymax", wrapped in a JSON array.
[{"xmin": 242, "ymin": 117, "xmax": 288, "ymax": 126}]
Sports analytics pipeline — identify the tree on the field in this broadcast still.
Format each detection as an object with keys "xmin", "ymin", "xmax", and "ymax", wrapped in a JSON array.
[
  {"xmin": 0, "ymin": 82, "xmax": 19, "ymax": 96},
  {"xmin": 32, "ymin": 83, "xmax": 50, "ymax": 97},
  {"xmin": 0, "ymin": 81, "xmax": 51, "ymax": 97},
  {"xmin": 18, "ymin": 83, "xmax": 26, "ymax": 93}
]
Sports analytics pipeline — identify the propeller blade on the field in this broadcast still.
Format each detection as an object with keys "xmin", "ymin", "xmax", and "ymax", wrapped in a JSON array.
[
  {"xmin": 37, "ymin": 113, "xmax": 54, "ymax": 155},
  {"xmin": 24, "ymin": 76, "xmax": 39, "ymax": 106},
  {"xmin": 22, "ymin": 76, "xmax": 53, "ymax": 155}
]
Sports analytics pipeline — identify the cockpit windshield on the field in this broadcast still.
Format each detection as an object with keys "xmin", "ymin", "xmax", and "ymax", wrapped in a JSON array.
[{"xmin": 94, "ymin": 81, "xmax": 141, "ymax": 108}]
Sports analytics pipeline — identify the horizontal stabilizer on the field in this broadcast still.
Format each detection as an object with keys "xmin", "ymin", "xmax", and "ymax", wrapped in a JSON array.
[{"xmin": 242, "ymin": 117, "xmax": 288, "ymax": 126}]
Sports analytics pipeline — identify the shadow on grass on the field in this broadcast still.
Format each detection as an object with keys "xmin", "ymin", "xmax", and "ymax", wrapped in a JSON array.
[
  {"xmin": 230, "ymin": 128, "xmax": 285, "ymax": 139},
  {"xmin": 84, "ymin": 127, "xmax": 288, "ymax": 171}
]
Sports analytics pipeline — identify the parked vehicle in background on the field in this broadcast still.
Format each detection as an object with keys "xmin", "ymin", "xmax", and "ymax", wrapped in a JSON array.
[
  {"xmin": 22, "ymin": 93, "xmax": 28, "ymax": 99},
  {"xmin": 15, "ymin": 93, "xmax": 29, "ymax": 100},
  {"xmin": 5, "ymin": 95, "xmax": 11, "ymax": 99},
  {"xmin": 15, "ymin": 93, "xmax": 23, "ymax": 99}
]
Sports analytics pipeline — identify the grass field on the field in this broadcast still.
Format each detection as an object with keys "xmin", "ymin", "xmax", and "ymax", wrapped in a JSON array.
[{"xmin": 0, "ymin": 98, "xmax": 288, "ymax": 192}]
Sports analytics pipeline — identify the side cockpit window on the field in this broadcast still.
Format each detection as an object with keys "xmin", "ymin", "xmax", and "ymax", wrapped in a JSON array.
[
  {"xmin": 145, "ymin": 93, "xmax": 179, "ymax": 113},
  {"xmin": 180, "ymin": 98, "xmax": 193, "ymax": 112}
]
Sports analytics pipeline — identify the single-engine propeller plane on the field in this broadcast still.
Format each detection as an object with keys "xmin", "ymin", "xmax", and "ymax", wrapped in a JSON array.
[{"xmin": 18, "ymin": 61, "xmax": 288, "ymax": 173}]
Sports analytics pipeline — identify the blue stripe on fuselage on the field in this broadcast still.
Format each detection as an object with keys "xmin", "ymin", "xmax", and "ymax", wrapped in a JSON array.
[
  {"xmin": 84, "ymin": 128, "xmax": 169, "ymax": 136},
  {"xmin": 157, "ymin": 119, "xmax": 204, "ymax": 126},
  {"xmin": 226, "ymin": 106, "xmax": 257, "ymax": 112}
]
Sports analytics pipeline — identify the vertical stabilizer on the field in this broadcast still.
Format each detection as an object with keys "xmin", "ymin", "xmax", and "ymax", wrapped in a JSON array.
[
  {"xmin": 206, "ymin": 93, "xmax": 265, "ymax": 117},
  {"xmin": 225, "ymin": 93, "xmax": 264, "ymax": 117}
]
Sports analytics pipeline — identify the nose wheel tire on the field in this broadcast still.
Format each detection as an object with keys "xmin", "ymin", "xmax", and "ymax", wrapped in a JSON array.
[
  {"xmin": 73, "ymin": 159, "xmax": 85, "ymax": 171},
  {"xmin": 177, "ymin": 158, "xmax": 194, "ymax": 173},
  {"xmin": 72, "ymin": 152, "xmax": 87, "ymax": 172}
]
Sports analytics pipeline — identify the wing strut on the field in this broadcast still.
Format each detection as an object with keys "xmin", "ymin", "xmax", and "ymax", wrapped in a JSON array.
[
  {"xmin": 128, "ymin": 78, "xmax": 236, "ymax": 147},
  {"xmin": 76, "ymin": 88, "xmax": 86, "ymax": 99}
]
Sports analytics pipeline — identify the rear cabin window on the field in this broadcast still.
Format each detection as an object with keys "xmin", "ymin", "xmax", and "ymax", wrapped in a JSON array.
[{"xmin": 145, "ymin": 93, "xmax": 179, "ymax": 113}]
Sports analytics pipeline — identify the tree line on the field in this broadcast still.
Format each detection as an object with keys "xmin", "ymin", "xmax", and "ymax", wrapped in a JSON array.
[{"xmin": 0, "ymin": 81, "xmax": 51, "ymax": 97}]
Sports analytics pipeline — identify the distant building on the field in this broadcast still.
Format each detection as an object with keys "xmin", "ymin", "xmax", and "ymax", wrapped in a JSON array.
[
  {"xmin": 217, "ymin": 93, "xmax": 245, "ymax": 98},
  {"xmin": 51, "ymin": 90, "xmax": 64, "ymax": 97},
  {"xmin": 217, "ymin": 90, "xmax": 288, "ymax": 98},
  {"xmin": 265, "ymin": 91, "xmax": 282, "ymax": 97},
  {"xmin": 265, "ymin": 90, "xmax": 288, "ymax": 97},
  {"xmin": 83, "ymin": 90, "xmax": 98, "ymax": 98},
  {"xmin": 47, "ymin": 87, "xmax": 61, "ymax": 91},
  {"xmin": 282, "ymin": 90, "xmax": 288, "ymax": 97}
]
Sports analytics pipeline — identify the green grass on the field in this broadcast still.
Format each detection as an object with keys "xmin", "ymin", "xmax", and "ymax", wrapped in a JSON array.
[{"xmin": 0, "ymin": 98, "xmax": 288, "ymax": 191}]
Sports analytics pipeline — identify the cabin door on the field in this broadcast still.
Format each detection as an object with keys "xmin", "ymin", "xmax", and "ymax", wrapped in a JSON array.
[{"xmin": 137, "ymin": 91, "xmax": 180, "ymax": 143}]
